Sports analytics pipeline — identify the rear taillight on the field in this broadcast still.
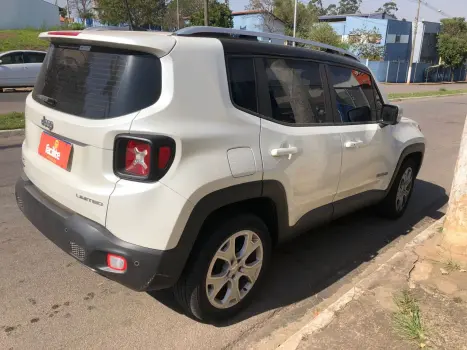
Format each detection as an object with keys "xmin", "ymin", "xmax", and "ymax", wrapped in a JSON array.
[
  {"xmin": 47, "ymin": 31, "xmax": 81, "ymax": 36},
  {"xmin": 114, "ymin": 135, "xmax": 175, "ymax": 182},
  {"xmin": 125, "ymin": 140, "xmax": 151, "ymax": 177}
]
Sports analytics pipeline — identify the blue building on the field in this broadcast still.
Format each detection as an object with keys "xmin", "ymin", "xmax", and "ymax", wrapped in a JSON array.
[
  {"xmin": 319, "ymin": 12, "xmax": 413, "ymax": 61},
  {"xmin": 232, "ymin": 10, "xmax": 286, "ymax": 45}
]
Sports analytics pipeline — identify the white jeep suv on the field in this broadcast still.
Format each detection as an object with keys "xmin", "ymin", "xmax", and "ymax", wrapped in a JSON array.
[{"xmin": 16, "ymin": 27, "xmax": 425, "ymax": 322}]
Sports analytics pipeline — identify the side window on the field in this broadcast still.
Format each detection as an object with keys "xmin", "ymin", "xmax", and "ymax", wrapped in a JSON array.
[
  {"xmin": 328, "ymin": 66, "xmax": 377, "ymax": 123},
  {"xmin": 0, "ymin": 52, "xmax": 24, "ymax": 65},
  {"xmin": 264, "ymin": 58, "xmax": 329, "ymax": 124},
  {"xmin": 227, "ymin": 57, "xmax": 258, "ymax": 114},
  {"xmin": 24, "ymin": 52, "xmax": 46, "ymax": 63}
]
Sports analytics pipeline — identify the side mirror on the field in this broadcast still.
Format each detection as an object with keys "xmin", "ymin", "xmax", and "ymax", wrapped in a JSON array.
[
  {"xmin": 347, "ymin": 105, "xmax": 372, "ymax": 123},
  {"xmin": 381, "ymin": 104, "xmax": 400, "ymax": 125}
]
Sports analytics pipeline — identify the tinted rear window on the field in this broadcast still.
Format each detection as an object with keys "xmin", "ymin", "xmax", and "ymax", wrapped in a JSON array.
[{"xmin": 33, "ymin": 44, "xmax": 161, "ymax": 119}]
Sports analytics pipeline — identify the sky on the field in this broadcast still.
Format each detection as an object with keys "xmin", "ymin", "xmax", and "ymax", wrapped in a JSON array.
[
  {"xmin": 46, "ymin": 0, "xmax": 467, "ymax": 23},
  {"xmin": 228, "ymin": 0, "xmax": 467, "ymax": 23}
]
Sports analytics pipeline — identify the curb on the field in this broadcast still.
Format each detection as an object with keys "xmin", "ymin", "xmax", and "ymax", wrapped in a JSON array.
[
  {"xmin": 0, "ymin": 129, "xmax": 25, "ymax": 139},
  {"xmin": 389, "ymin": 92, "xmax": 467, "ymax": 102},
  {"xmin": 276, "ymin": 218, "xmax": 442, "ymax": 350}
]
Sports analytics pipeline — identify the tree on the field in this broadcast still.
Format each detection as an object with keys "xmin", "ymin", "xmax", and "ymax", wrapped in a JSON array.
[
  {"xmin": 377, "ymin": 1, "xmax": 398, "ymax": 17},
  {"xmin": 437, "ymin": 17, "xmax": 467, "ymax": 81},
  {"xmin": 190, "ymin": 1, "xmax": 233, "ymax": 28},
  {"xmin": 70, "ymin": 0, "xmax": 94, "ymax": 23},
  {"xmin": 247, "ymin": 0, "xmax": 317, "ymax": 37},
  {"xmin": 348, "ymin": 27, "xmax": 385, "ymax": 60},
  {"xmin": 336, "ymin": 0, "xmax": 362, "ymax": 15},
  {"xmin": 273, "ymin": 0, "xmax": 317, "ymax": 37},
  {"xmin": 59, "ymin": 7, "xmax": 68, "ymax": 19},
  {"xmin": 309, "ymin": 0, "xmax": 326, "ymax": 16},
  {"xmin": 95, "ymin": 0, "xmax": 166, "ymax": 27},
  {"xmin": 164, "ymin": 0, "xmax": 203, "ymax": 30},
  {"xmin": 325, "ymin": 4, "xmax": 338, "ymax": 15},
  {"xmin": 308, "ymin": 23, "xmax": 346, "ymax": 48}
]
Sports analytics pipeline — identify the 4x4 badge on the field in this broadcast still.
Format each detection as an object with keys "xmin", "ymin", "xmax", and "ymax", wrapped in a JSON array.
[{"xmin": 41, "ymin": 117, "xmax": 54, "ymax": 131}]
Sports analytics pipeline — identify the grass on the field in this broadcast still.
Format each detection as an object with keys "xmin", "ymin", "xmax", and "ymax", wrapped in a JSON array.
[
  {"xmin": 389, "ymin": 89, "xmax": 467, "ymax": 100},
  {"xmin": 445, "ymin": 259, "xmax": 461, "ymax": 272},
  {"xmin": 0, "ymin": 24, "xmax": 85, "ymax": 52},
  {"xmin": 0, "ymin": 29, "xmax": 49, "ymax": 52},
  {"xmin": 393, "ymin": 290, "xmax": 427, "ymax": 348},
  {"xmin": 0, "ymin": 112, "xmax": 25, "ymax": 130}
]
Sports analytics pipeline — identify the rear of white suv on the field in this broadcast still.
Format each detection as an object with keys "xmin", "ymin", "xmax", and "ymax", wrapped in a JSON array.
[{"xmin": 15, "ymin": 30, "xmax": 197, "ymax": 291}]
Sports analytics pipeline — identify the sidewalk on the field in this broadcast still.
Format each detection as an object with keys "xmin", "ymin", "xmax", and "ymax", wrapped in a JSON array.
[
  {"xmin": 290, "ymin": 221, "xmax": 467, "ymax": 350},
  {"xmin": 381, "ymin": 82, "xmax": 467, "ymax": 95}
]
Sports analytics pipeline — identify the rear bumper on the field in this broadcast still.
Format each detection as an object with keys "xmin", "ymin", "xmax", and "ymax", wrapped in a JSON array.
[{"xmin": 15, "ymin": 173, "xmax": 181, "ymax": 291}]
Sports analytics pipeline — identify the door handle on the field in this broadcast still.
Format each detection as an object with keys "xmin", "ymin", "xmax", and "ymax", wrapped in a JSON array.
[
  {"xmin": 344, "ymin": 140, "xmax": 364, "ymax": 148},
  {"xmin": 271, "ymin": 146, "xmax": 298, "ymax": 160}
]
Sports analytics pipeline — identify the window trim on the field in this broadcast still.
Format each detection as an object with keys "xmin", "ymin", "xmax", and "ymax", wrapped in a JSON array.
[
  {"xmin": 256, "ymin": 56, "xmax": 335, "ymax": 128},
  {"xmin": 325, "ymin": 63, "xmax": 382, "ymax": 126}
]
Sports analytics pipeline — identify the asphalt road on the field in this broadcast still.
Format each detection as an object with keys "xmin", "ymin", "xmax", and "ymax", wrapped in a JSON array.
[
  {"xmin": 1, "ymin": 95, "xmax": 466, "ymax": 349},
  {"xmin": 0, "ymin": 91, "xmax": 29, "ymax": 114}
]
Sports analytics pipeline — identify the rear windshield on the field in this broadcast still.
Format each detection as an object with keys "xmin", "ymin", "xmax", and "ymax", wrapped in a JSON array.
[{"xmin": 33, "ymin": 43, "xmax": 161, "ymax": 119}]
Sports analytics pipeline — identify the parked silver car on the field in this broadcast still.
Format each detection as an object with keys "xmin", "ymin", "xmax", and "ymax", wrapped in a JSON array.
[{"xmin": 0, "ymin": 50, "xmax": 46, "ymax": 89}]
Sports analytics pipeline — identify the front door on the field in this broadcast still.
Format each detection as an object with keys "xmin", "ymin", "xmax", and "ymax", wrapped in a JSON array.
[
  {"xmin": 326, "ymin": 65, "xmax": 391, "ymax": 216},
  {"xmin": 258, "ymin": 57, "xmax": 342, "ymax": 235}
]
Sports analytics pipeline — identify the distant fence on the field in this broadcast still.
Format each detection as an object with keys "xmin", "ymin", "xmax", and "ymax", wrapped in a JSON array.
[{"xmin": 362, "ymin": 60, "xmax": 467, "ymax": 83}]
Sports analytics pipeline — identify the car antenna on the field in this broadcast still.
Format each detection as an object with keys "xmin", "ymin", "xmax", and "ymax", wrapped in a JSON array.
[{"xmin": 123, "ymin": 0, "xmax": 134, "ymax": 31}]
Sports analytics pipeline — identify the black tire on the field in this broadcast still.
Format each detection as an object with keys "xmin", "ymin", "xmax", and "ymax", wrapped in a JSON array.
[
  {"xmin": 173, "ymin": 214, "xmax": 272, "ymax": 323},
  {"xmin": 378, "ymin": 158, "xmax": 417, "ymax": 219}
]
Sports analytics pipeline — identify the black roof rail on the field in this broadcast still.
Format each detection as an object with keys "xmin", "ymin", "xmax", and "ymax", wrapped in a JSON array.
[{"xmin": 174, "ymin": 26, "xmax": 359, "ymax": 61}]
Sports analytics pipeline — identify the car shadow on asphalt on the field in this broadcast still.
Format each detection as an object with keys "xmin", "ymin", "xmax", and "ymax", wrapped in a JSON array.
[{"xmin": 149, "ymin": 179, "xmax": 447, "ymax": 326}]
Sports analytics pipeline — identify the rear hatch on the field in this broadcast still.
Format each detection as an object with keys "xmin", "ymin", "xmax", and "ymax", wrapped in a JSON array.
[{"xmin": 22, "ymin": 30, "xmax": 175, "ymax": 225}]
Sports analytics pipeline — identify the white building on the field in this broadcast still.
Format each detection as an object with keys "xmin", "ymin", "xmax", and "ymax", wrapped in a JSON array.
[
  {"xmin": 232, "ymin": 10, "xmax": 286, "ymax": 45},
  {"xmin": 0, "ymin": 0, "xmax": 60, "ymax": 30}
]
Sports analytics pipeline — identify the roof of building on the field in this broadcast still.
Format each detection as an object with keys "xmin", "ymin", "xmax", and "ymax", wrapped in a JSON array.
[{"xmin": 319, "ymin": 12, "xmax": 397, "ymax": 22}]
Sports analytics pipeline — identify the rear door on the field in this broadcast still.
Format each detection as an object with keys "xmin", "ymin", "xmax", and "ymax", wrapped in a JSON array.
[
  {"xmin": 258, "ymin": 57, "xmax": 342, "ymax": 233},
  {"xmin": 0, "ymin": 52, "xmax": 28, "ymax": 87},
  {"xmin": 23, "ymin": 51, "xmax": 46, "ymax": 86},
  {"xmin": 22, "ymin": 36, "xmax": 173, "ymax": 226}
]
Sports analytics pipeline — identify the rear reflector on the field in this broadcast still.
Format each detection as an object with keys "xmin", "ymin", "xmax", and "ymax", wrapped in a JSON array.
[
  {"xmin": 107, "ymin": 254, "xmax": 127, "ymax": 272},
  {"xmin": 47, "ymin": 31, "xmax": 80, "ymax": 36},
  {"xmin": 158, "ymin": 146, "xmax": 171, "ymax": 169}
]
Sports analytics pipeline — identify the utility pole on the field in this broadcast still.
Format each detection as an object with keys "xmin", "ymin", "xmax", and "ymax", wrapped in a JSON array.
[
  {"xmin": 176, "ymin": 0, "xmax": 180, "ymax": 30},
  {"xmin": 204, "ymin": 0, "xmax": 209, "ymax": 26},
  {"xmin": 292, "ymin": 0, "xmax": 298, "ymax": 46},
  {"xmin": 407, "ymin": 0, "xmax": 421, "ymax": 84}
]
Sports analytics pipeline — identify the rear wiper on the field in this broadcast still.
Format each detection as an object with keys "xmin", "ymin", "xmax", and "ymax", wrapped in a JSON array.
[{"xmin": 37, "ymin": 94, "xmax": 57, "ymax": 107}]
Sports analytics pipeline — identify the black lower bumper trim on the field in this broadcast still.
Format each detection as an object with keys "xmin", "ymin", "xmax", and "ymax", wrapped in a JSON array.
[{"xmin": 15, "ymin": 173, "xmax": 181, "ymax": 291}]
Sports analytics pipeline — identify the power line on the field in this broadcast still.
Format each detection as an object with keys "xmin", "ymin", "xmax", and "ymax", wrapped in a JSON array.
[{"xmin": 404, "ymin": 0, "xmax": 453, "ymax": 18}]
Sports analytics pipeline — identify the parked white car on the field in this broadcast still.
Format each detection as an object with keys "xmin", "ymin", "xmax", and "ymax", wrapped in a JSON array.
[
  {"xmin": 0, "ymin": 50, "xmax": 46, "ymax": 89},
  {"xmin": 16, "ymin": 28, "xmax": 425, "ymax": 323}
]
